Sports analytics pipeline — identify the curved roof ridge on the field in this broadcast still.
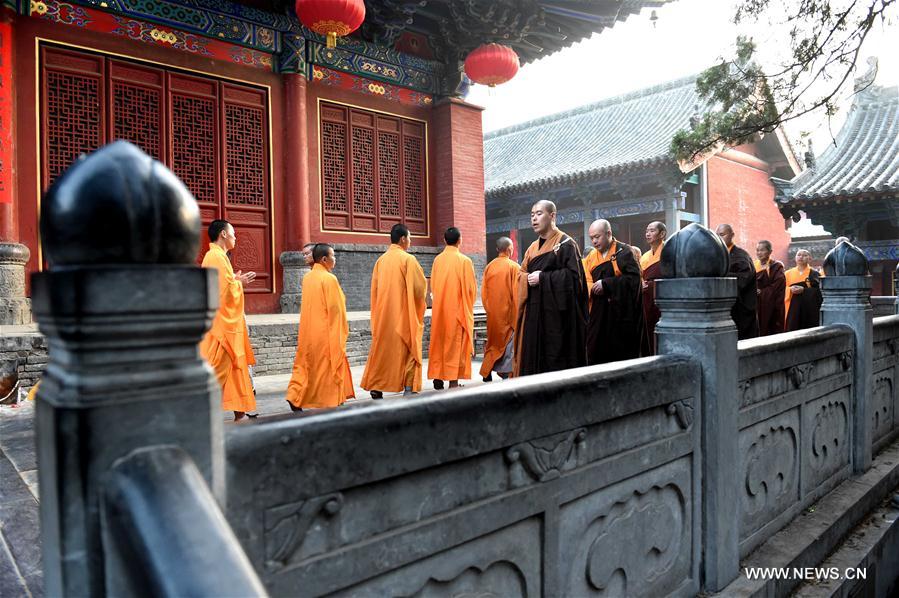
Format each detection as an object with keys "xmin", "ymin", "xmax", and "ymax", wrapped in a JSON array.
[
  {"xmin": 780, "ymin": 83, "xmax": 898, "ymax": 201},
  {"xmin": 484, "ymin": 74, "xmax": 699, "ymax": 141}
]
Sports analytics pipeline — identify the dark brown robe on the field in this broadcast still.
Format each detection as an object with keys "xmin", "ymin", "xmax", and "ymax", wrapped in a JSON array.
[
  {"xmin": 756, "ymin": 259, "xmax": 786, "ymax": 336},
  {"xmin": 786, "ymin": 269, "xmax": 823, "ymax": 331},
  {"xmin": 641, "ymin": 259, "xmax": 663, "ymax": 355},
  {"xmin": 729, "ymin": 244, "xmax": 759, "ymax": 340},
  {"xmin": 513, "ymin": 230, "xmax": 588, "ymax": 376},
  {"xmin": 584, "ymin": 242, "xmax": 643, "ymax": 365}
]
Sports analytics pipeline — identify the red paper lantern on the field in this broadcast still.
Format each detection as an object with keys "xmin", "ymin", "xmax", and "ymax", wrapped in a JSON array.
[
  {"xmin": 295, "ymin": 0, "xmax": 366, "ymax": 48},
  {"xmin": 463, "ymin": 43, "xmax": 520, "ymax": 87}
]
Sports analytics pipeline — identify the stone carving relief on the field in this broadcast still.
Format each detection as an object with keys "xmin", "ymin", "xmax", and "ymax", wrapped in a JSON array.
[
  {"xmin": 739, "ymin": 379, "xmax": 753, "ymax": 405},
  {"xmin": 567, "ymin": 484, "xmax": 686, "ymax": 596},
  {"xmin": 788, "ymin": 363, "xmax": 815, "ymax": 389},
  {"xmin": 839, "ymin": 351, "xmax": 853, "ymax": 372},
  {"xmin": 742, "ymin": 423, "xmax": 797, "ymax": 526},
  {"xmin": 872, "ymin": 375, "xmax": 893, "ymax": 443},
  {"xmin": 409, "ymin": 561, "xmax": 527, "ymax": 598},
  {"xmin": 666, "ymin": 399, "xmax": 694, "ymax": 430},
  {"xmin": 263, "ymin": 492, "xmax": 343, "ymax": 570},
  {"xmin": 888, "ymin": 339, "xmax": 899, "ymax": 356},
  {"xmin": 505, "ymin": 428, "xmax": 586, "ymax": 487},
  {"xmin": 809, "ymin": 399, "xmax": 848, "ymax": 474}
]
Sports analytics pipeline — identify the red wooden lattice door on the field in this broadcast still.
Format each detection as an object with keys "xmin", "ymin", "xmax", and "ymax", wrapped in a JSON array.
[
  {"xmin": 40, "ymin": 44, "xmax": 272, "ymax": 293},
  {"xmin": 320, "ymin": 102, "xmax": 427, "ymax": 235}
]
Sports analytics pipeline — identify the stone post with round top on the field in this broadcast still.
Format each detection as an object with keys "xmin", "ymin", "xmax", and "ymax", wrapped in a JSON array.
[
  {"xmin": 32, "ymin": 141, "xmax": 225, "ymax": 597},
  {"xmin": 655, "ymin": 222, "xmax": 739, "ymax": 592},
  {"xmin": 821, "ymin": 240, "xmax": 873, "ymax": 473}
]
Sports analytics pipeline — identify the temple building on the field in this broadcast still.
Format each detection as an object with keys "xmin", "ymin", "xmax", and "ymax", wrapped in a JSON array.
[
  {"xmin": 773, "ymin": 80, "xmax": 899, "ymax": 296},
  {"xmin": 484, "ymin": 76, "xmax": 801, "ymax": 260},
  {"xmin": 0, "ymin": 0, "xmax": 665, "ymax": 321}
]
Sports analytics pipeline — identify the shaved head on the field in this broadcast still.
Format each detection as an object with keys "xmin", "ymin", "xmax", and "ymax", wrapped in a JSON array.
[
  {"xmin": 530, "ymin": 201, "xmax": 557, "ymax": 238},
  {"xmin": 496, "ymin": 236, "xmax": 513, "ymax": 253},
  {"xmin": 588, "ymin": 219, "xmax": 613, "ymax": 252},
  {"xmin": 646, "ymin": 221, "xmax": 667, "ymax": 248},
  {"xmin": 533, "ymin": 199, "xmax": 556, "ymax": 214},
  {"xmin": 716, "ymin": 223, "xmax": 735, "ymax": 247},
  {"xmin": 589, "ymin": 219, "xmax": 611, "ymax": 235}
]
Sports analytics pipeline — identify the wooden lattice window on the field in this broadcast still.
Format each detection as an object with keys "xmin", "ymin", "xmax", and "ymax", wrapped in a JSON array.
[
  {"xmin": 40, "ymin": 45, "xmax": 273, "ymax": 294},
  {"xmin": 320, "ymin": 102, "xmax": 427, "ymax": 234},
  {"xmin": 42, "ymin": 49, "xmax": 105, "ymax": 184}
]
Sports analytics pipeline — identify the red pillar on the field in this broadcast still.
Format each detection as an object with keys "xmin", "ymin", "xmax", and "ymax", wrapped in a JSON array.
[
  {"xmin": 0, "ymin": 8, "xmax": 30, "ymax": 324},
  {"xmin": 431, "ymin": 98, "xmax": 486, "ymax": 258},
  {"xmin": 0, "ymin": 8, "xmax": 16, "ymax": 242},
  {"xmin": 284, "ymin": 74, "xmax": 310, "ymax": 249}
]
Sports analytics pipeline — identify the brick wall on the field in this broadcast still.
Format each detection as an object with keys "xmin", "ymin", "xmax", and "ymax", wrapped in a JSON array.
[
  {"xmin": 707, "ymin": 151, "xmax": 792, "ymax": 263},
  {"xmin": 0, "ymin": 334, "xmax": 48, "ymax": 393},
  {"xmin": 431, "ymin": 98, "xmax": 487, "ymax": 259}
]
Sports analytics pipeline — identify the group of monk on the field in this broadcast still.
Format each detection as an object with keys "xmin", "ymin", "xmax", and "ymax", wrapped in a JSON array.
[
  {"xmin": 715, "ymin": 224, "xmax": 825, "ymax": 340},
  {"xmin": 198, "ymin": 206, "xmax": 829, "ymax": 419},
  {"xmin": 485, "ymin": 201, "xmax": 830, "ymax": 380}
]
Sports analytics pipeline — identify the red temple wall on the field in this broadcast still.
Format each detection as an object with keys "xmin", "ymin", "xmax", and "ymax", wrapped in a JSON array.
[
  {"xmin": 13, "ymin": 13, "xmax": 286, "ymax": 313},
  {"xmin": 11, "ymin": 11, "xmax": 488, "ymax": 313},
  {"xmin": 707, "ymin": 150, "xmax": 791, "ymax": 264}
]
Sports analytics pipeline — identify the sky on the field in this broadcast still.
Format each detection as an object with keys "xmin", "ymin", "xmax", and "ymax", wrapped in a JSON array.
[{"xmin": 467, "ymin": 0, "xmax": 899, "ymax": 237}]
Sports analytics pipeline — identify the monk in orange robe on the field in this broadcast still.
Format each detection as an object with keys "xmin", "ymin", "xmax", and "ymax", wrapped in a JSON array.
[
  {"xmin": 199, "ymin": 219, "xmax": 257, "ymax": 421},
  {"xmin": 479, "ymin": 236, "xmax": 520, "ymax": 382},
  {"xmin": 285, "ymin": 243, "xmax": 354, "ymax": 411},
  {"xmin": 784, "ymin": 248, "xmax": 823, "ymax": 331},
  {"xmin": 428, "ymin": 227, "xmax": 477, "ymax": 389},
  {"xmin": 361, "ymin": 224, "xmax": 427, "ymax": 398},
  {"xmin": 640, "ymin": 221, "xmax": 666, "ymax": 355}
]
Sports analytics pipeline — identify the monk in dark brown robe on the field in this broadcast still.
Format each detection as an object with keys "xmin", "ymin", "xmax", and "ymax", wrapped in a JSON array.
[
  {"xmin": 583, "ymin": 219, "xmax": 643, "ymax": 365},
  {"xmin": 512, "ymin": 200, "xmax": 588, "ymax": 376},
  {"xmin": 640, "ymin": 221, "xmax": 666, "ymax": 355},
  {"xmin": 754, "ymin": 240, "xmax": 786, "ymax": 336},
  {"xmin": 716, "ymin": 224, "xmax": 759, "ymax": 340},
  {"xmin": 784, "ymin": 249, "xmax": 823, "ymax": 331}
]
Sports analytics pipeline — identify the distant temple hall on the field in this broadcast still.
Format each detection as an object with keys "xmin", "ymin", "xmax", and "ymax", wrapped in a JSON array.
[
  {"xmin": 484, "ymin": 76, "xmax": 801, "ymax": 262},
  {"xmin": 0, "ymin": 0, "xmax": 667, "ymax": 321},
  {"xmin": 774, "ymin": 82, "xmax": 899, "ymax": 296}
]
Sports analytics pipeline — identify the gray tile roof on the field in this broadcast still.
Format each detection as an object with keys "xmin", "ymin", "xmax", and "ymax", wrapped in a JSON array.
[
  {"xmin": 484, "ymin": 75, "xmax": 699, "ymax": 197},
  {"xmin": 773, "ymin": 84, "xmax": 899, "ymax": 202}
]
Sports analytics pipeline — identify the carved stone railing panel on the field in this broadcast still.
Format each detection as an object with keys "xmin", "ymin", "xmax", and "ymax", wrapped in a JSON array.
[
  {"xmin": 736, "ymin": 325, "xmax": 855, "ymax": 557},
  {"xmin": 224, "ymin": 356, "xmax": 701, "ymax": 597},
  {"xmin": 872, "ymin": 315, "xmax": 899, "ymax": 452},
  {"xmin": 559, "ymin": 458, "xmax": 694, "ymax": 597},
  {"xmin": 737, "ymin": 326, "xmax": 854, "ymax": 410}
]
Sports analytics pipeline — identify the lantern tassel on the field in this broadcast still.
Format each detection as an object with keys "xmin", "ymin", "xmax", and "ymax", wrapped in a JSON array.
[{"xmin": 327, "ymin": 31, "xmax": 337, "ymax": 48}]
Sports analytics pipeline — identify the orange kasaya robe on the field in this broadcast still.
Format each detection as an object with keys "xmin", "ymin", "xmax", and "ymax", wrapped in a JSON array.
[
  {"xmin": 479, "ymin": 256, "xmax": 521, "ymax": 377},
  {"xmin": 361, "ymin": 244, "xmax": 427, "ymax": 393},
  {"xmin": 427, "ymin": 245, "xmax": 477, "ymax": 381},
  {"xmin": 784, "ymin": 266, "xmax": 820, "ymax": 329},
  {"xmin": 784, "ymin": 267, "xmax": 812, "ymax": 315},
  {"xmin": 199, "ymin": 243, "xmax": 256, "ymax": 413},
  {"xmin": 286, "ymin": 264, "xmax": 354, "ymax": 409}
]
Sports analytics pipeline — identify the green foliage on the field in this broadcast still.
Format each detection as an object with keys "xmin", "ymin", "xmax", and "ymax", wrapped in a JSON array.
[{"xmin": 670, "ymin": 0, "xmax": 896, "ymax": 164}]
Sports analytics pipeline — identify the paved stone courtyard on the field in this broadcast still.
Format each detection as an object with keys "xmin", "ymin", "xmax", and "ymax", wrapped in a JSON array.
[{"xmin": 0, "ymin": 358, "xmax": 487, "ymax": 596}]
